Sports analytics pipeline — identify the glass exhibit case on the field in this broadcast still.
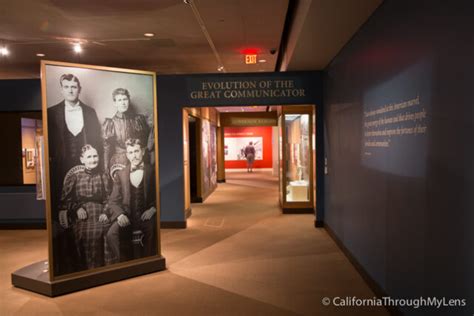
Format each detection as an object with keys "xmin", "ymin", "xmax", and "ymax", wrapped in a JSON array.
[
  {"xmin": 279, "ymin": 106, "xmax": 314, "ymax": 211},
  {"xmin": 21, "ymin": 118, "xmax": 42, "ymax": 185}
]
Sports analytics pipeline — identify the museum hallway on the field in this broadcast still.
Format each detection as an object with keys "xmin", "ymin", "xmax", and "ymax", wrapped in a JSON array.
[{"xmin": 0, "ymin": 171, "xmax": 388, "ymax": 315}]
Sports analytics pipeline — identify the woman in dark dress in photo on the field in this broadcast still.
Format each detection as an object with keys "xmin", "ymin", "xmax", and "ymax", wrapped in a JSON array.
[
  {"xmin": 102, "ymin": 88, "xmax": 152, "ymax": 178},
  {"xmin": 60, "ymin": 144, "xmax": 110, "ymax": 271}
]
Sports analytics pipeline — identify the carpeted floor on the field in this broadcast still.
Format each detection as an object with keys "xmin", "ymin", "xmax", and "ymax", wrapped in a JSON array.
[{"xmin": 0, "ymin": 171, "xmax": 388, "ymax": 315}]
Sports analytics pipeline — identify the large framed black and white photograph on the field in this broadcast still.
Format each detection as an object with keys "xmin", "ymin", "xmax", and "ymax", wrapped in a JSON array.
[{"xmin": 41, "ymin": 60, "xmax": 161, "ymax": 280}]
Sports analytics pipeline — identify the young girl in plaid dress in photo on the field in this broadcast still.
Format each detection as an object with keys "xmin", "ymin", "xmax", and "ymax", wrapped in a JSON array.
[{"xmin": 60, "ymin": 144, "xmax": 110, "ymax": 271}]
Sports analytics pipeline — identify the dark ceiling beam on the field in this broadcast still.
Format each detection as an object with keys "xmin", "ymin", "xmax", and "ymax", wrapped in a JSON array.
[{"xmin": 274, "ymin": 0, "xmax": 298, "ymax": 72}]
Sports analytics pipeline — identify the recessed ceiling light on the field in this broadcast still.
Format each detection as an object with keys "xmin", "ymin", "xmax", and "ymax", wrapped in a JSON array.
[
  {"xmin": 36, "ymin": 53, "xmax": 45, "ymax": 57},
  {"xmin": 0, "ymin": 47, "xmax": 9, "ymax": 56},
  {"xmin": 258, "ymin": 59, "xmax": 267, "ymax": 63},
  {"xmin": 217, "ymin": 66, "xmax": 224, "ymax": 72},
  {"xmin": 144, "ymin": 32, "xmax": 155, "ymax": 37},
  {"xmin": 73, "ymin": 43, "xmax": 82, "ymax": 53}
]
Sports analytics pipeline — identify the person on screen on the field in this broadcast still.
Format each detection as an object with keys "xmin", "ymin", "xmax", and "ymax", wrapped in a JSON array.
[
  {"xmin": 106, "ymin": 138, "xmax": 157, "ymax": 262},
  {"xmin": 48, "ymin": 73, "xmax": 102, "ymax": 275},
  {"xmin": 102, "ymin": 88, "xmax": 152, "ymax": 178},
  {"xmin": 59, "ymin": 145, "xmax": 110, "ymax": 271},
  {"xmin": 244, "ymin": 141, "xmax": 256, "ymax": 173}
]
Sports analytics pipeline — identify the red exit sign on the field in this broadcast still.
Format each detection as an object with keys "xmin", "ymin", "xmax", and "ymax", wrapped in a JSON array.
[{"xmin": 245, "ymin": 54, "xmax": 257, "ymax": 64}]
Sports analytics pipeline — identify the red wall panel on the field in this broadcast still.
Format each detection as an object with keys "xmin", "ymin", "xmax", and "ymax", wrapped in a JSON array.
[{"xmin": 224, "ymin": 126, "xmax": 273, "ymax": 169}]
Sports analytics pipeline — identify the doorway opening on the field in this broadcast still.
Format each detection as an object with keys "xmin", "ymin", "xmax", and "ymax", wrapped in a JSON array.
[
  {"xmin": 188, "ymin": 116, "xmax": 199, "ymax": 203},
  {"xmin": 182, "ymin": 105, "xmax": 317, "ymax": 219}
]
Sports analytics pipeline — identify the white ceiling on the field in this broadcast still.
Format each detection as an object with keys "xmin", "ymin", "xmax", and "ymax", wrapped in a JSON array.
[{"xmin": 0, "ymin": 0, "xmax": 382, "ymax": 79}]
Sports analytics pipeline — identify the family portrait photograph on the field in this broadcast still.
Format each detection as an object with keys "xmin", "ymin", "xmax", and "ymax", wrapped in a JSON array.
[{"xmin": 42, "ymin": 61, "xmax": 159, "ymax": 278}]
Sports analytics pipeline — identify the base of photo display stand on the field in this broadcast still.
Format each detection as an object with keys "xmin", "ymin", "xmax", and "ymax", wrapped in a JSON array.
[{"xmin": 12, "ymin": 256, "xmax": 166, "ymax": 297}]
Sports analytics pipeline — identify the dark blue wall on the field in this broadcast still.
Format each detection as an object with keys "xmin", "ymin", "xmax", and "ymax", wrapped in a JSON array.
[
  {"xmin": 0, "ymin": 80, "xmax": 45, "ymax": 224},
  {"xmin": 0, "ymin": 79, "xmax": 42, "ymax": 112},
  {"xmin": 324, "ymin": 1, "xmax": 473, "ymax": 314},
  {"xmin": 0, "ymin": 186, "xmax": 45, "ymax": 224}
]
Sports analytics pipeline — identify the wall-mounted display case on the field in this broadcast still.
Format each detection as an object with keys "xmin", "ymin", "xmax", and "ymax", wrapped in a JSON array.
[{"xmin": 279, "ymin": 106, "xmax": 314, "ymax": 212}]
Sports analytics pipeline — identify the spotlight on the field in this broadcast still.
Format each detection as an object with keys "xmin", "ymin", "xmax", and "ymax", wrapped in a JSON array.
[
  {"xmin": 183, "ymin": 0, "xmax": 191, "ymax": 4},
  {"xmin": 0, "ymin": 47, "xmax": 9, "ymax": 56},
  {"xmin": 144, "ymin": 32, "xmax": 155, "ymax": 37},
  {"xmin": 36, "ymin": 53, "xmax": 45, "ymax": 57},
  {"xmin": 217, "ymin": 66, "xmax": 224, "ymax": 72},
  {"xmin": 73, "ymin": 43, "xmax": 82, "ymax": 53}
]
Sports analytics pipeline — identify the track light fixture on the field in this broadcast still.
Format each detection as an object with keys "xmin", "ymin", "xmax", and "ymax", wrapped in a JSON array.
[
  {"xmin": 0, "ymin": 47, "xmax": 9, "ymax": 56},
  {"xmin": 73, "ymin": 43, "xmax": 82, "ymax": 53}
]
